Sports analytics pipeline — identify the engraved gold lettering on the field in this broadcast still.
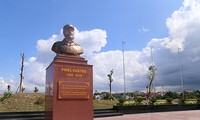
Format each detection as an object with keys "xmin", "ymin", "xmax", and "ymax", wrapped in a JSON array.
[
  {"xmin": 61, "ymin": 68, "xmax": 72, "ymax": 72},
  {"xmin": 61, "ymin": 67, "xmax": 87, "ymax": 78},
  {"xmin": 72, "ymin": 69, "xmax": 87, "ymax": 74},
  {"xmin": 75, "ymin": 74, "xmax": 82, "ymax": 77},
  {"xmin": 58, "ymin": 81, "xmax": 89, "ymax": 99},
  {"xmin": 66, "ymin": 73, "xmax": 73, "ymax": 77}
]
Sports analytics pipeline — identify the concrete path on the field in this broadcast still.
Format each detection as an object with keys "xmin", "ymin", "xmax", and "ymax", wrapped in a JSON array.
[{"xmin": 94, "ymin": 110, "xmax": 200, "ymax": 120}]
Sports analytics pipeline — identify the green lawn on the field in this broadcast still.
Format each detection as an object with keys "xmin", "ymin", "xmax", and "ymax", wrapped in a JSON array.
[
  {"xmin": 93, "ymin": 100, "xmax": 118, "ymax": 109},
  {"xmin": 0, "ymin": 93, "xmax": 45, "ymax": 112},
  {"xmin": 0, "ymin": 93, "xmax": 117, "ymax": 112}
]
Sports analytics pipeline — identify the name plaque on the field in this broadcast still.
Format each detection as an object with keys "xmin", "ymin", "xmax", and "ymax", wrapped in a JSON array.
[
  {"xmin": 60, "ymin": 67, "xmax": 88, "ymax": 78},
  {"xmin": 58, "ymin": 81, "xmax": 89, "ymax": 99}
]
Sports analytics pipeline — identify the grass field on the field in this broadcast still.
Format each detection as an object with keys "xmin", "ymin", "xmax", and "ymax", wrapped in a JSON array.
[
  {"xmin": 0, "ymin": 93, "xmax": 45, "ymax": 112},
  {"xmin": 0, "ymin": 93, "xmax": 117, "ymax": 112},
  {"xmin": 93, "ymin": 100, "xmax": 117, "ymax": 109}
]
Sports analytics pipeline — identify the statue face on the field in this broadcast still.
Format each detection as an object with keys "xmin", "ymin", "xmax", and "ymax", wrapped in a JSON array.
[{"xmin": 63, "ymin": 27, "xmax": 74, "ymax": 40}]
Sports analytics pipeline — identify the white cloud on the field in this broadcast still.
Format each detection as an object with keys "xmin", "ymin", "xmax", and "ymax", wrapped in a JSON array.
[
  {"xmin": 92, "ymin": 0, "xmax": 200, "ymax": 92},
  {"xmin": 0, "ymin": 77, "xmax": 8, "ymax": 92},
  {"xmin": 138, "ymin": 27, "xmax": 149, "ymax": 33},
  {"xmin": 18, "ymin": 28, "xmax": 107, "ymax": 93},
  {"xmin": 0, "ymin": 76, "xmax": 19, "ymax": 93},
  {"xmin": 164, "ymin": 0, "xmax": 200, "ymax": 52},
  {"xmin": 75, "ymin": 29, "xmax": 107, "ymax": 56},
  {"xmin": 90, "ymin": 50, "xmax": 150, "ymax": 92},
  {"xmin": 146, "ymin": 0, "xmax": 200, "ymax": 92}
]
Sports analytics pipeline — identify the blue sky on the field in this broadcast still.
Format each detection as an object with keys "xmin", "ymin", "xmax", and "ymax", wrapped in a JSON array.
[
  {"xmin": 0, "ymin": 0, "xmax": 182, "ymax": 75},
  {"xmin": 1, "ymin": 0, "xmax": 200, "ymax": 93}
]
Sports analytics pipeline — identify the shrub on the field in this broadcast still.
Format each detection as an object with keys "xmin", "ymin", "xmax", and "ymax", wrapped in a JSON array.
[
  {"xmin": 123, "ymin": 101, "xmax": 137, "ymax": 106},
  {"xmin": 178, "ymin": 99, "xmax": 186, "ymax": 104},
  {"xmin": 165, "ymin": 98, "xmax": 173, "ymax": 104},
  {"xmin": 155, "ymin": 100, "xmax": 167, "ymax": 105},
  {"xmin": 117, "ymin": 98, "xmax": 125, "ymax": 106},
  {"xmin": 197, "ymin": 98, "xmax": 200, "ymax": 104},
  {"xmin": 135, "ymin": 97, "xmax": 144, "ymax": 105},
  {"xmin": 108, "ymin": 95, "xmax": 115, "ymax": 100},
  {"xmin": 0, "ymin": 91, "xmax": 12, "ymax": 102},
  {"xmin": 149, "ymin": 98, "xmax": 157, "ymax": 105},
  {"xmin": 34, "ymin": 97, "xmax": 44, "ymax": 105},
  {"xmin": 184, "ymin": 99, "xmax": 197, "ymax": 104}
]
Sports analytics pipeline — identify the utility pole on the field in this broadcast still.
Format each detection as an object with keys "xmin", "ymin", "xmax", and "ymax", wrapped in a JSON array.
[
  {"xmin": 17, "ymin": 53, "xmax": 25, "ymax": 93},
  {"xmin": 150, "ymin": 46, "xmax": 156, "ymax": 96},
  {"xmin": 178, "ymin": 47, "xmax": 184, "ymax": 99},
  {"xmin": 122, "ymin": 41, "xmax": 126, "ymax": 99},
  {"xmin": 150, "ymin": 46, "xmax": 154, "ymax": 66}
]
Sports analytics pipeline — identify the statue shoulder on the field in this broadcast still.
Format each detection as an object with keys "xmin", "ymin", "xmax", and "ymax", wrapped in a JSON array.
[
  {"xmin": 53, "ymin": 41, "xmax": 62, "ymax": 46},
  {"xmin": 52, "ymin": 41, "xmax": 62, "ymax": 54}
]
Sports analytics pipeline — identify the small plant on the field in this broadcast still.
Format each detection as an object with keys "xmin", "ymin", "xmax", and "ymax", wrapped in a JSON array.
[
  {"xmin": 108, "ymin": 95, "xmax": 115, "ymax": 100},
  {"xmin": 155, "ymin": 100, "xmax": 167, "ymax": 105},
  {"xmin": 149, "ymin": 97, "xmax": 157, "ymax": 105},
  {"xmin": 135, "ymin": 97, "xmax": 144, "ymax": 105},
  {"xmin": 34, "ymin": 97, "xmax": 44, "ymax": 105},
  {"xmin": 178, "ymin": 99, "xmax": 186, "ymax": 104},
  {"xmin": 123, "ymin": 101, "xmax": 137, "ymax": 106},
  {"xmin": 184, "ymin": 99, "xmax": 197, "ymax": 104},
  {"xmin": 165, "ymin": 97, "xmax": 173, "ymax": 104},
  {"xmin": 0, "ymin": 91, "xmax": 12, "ymax": 102},
  {"xmin": 22, "ymin": 87, "xmax": 25, "ymax": 93},
  {"xmin": 117, "ymin": 98, "xmax": 125, "ymax": 106},
  {"xmin": 197, "ymin": 98, "xmax": 200, "ymax": 104},
  {"xmin": 7, "ymin": 85, "xmax": 11, "ymax": 92},
  {"xmin": 34, "ymin": 87, "xmax": 39, "ymax": 93}
]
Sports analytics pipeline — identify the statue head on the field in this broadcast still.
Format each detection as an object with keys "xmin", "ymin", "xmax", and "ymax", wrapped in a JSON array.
[
  {"xmin": 63, "ymin": 24, "xmax": 75, "ymax": 41},
  {"xmin": 51, "ymin": 24, "xmax": 83, "ymax": 55}
]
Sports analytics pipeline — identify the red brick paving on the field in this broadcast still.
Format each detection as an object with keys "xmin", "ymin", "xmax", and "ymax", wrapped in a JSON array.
[{"xmin": 94, "ymin": 110, "xmax": 200, "ymax": 120}]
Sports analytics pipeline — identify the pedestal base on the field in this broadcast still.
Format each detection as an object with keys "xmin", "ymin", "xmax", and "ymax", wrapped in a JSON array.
[{"xmin": 45, "ymin": 55, "xmax": 93, "ymax": 120}]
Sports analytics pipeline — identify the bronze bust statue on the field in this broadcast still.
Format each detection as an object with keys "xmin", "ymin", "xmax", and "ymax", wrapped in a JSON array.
[{"xmin": 51, "ymin": 24, "xmax": 83, "ymax": 56}]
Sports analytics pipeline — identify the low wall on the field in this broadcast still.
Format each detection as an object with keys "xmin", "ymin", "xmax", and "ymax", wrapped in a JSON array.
[{"xmin": 113, "ymin": 104, "xmax": 200, "ymax": 114}]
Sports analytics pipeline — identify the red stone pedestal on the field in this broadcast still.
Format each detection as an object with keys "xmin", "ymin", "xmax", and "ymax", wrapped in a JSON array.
[{"xmin": 45, "ymin": 55, "xmax": 93, "ymax": 120}]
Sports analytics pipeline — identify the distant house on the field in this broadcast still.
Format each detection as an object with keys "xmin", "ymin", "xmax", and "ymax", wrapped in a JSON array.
[{"xmin": 0, "ymin": 94, "xmax": 3, "ymax": 98}]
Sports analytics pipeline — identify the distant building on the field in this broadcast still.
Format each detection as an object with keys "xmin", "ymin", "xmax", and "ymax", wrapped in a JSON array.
[{"xmin": 94, "ymin": 95, "xmax": 101, "ymax": 100}]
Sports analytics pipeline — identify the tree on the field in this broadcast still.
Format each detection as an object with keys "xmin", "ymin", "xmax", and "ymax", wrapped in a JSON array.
[
  {"xmin": 7, "ymin": 85, "xmax": 10, "ymax": 92},
  {"xmin": 146, "ymin": 65, "xmax": 157, "ymax": 99},
  {"xmin": 107, "ymin": 69, "xmax": 114, "ymax": 97},
  {"xmin": 164, "ymin": 91, "xmax": 177, "ymax": 99},
  {"xmin": 194, "ymin": 90, "xmax": 200, "ymax": 98},
  {"xmin": 22, "ymin": 87, "xmax": 25, "ymax": 93},
  {"xmin": 16, "ymin": 53, "xmax": 25, "ymax": 93},
  {"xmin": 34, "ymin": 87, "xmax": 39, "ymax": 93}
]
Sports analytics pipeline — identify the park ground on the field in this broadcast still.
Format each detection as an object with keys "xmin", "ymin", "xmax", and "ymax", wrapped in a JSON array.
[{"xmin": 94, "ymin": 110, "xmax": 200, "ymax": 120}]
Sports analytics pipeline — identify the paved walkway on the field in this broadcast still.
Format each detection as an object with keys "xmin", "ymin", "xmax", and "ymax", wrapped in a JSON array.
[{"xmin": 94, "ymin": 110, "xmax": 200, "ymax": 120}]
